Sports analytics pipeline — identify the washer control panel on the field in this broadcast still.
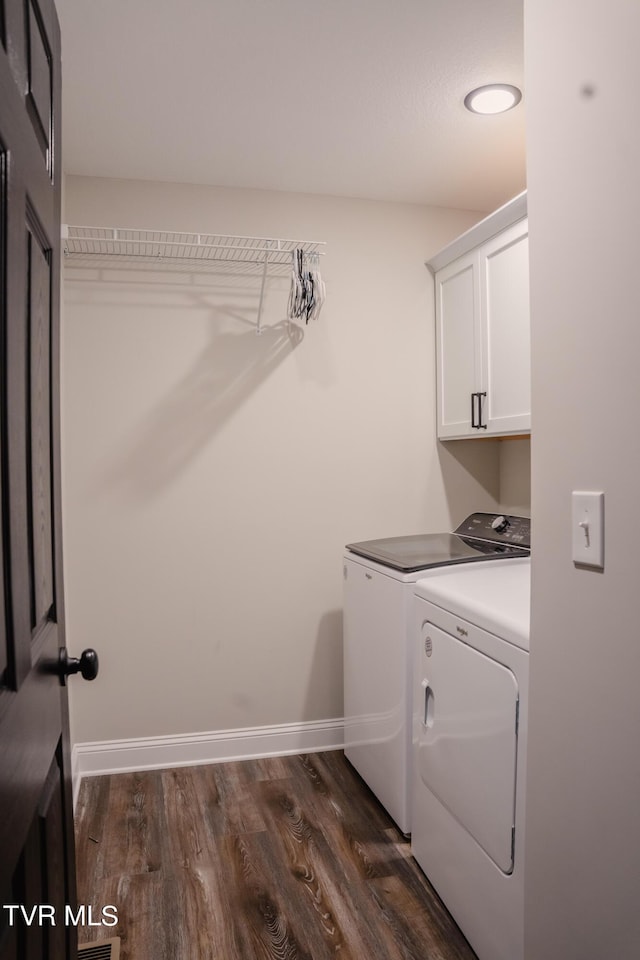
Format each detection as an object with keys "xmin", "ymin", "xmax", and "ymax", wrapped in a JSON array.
[{"xmin": 453, "ymin": 513, "xmax": 531, "ymax": 549}]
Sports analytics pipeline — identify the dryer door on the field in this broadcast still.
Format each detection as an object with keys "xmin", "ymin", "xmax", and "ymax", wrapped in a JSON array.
[{"xmin": 416, "ymin": 621, "xmax": 519, "ymax": 872}]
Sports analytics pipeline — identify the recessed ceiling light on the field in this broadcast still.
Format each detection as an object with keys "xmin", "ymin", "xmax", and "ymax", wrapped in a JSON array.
[{"xmin": 464, "ymin": 84, "xmax": 522, "ymax": 115}]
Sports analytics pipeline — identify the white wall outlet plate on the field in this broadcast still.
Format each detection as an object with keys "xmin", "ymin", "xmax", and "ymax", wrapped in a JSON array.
[{"xmin": 571, "ymin": 491, "xmax": 604, "ymax": 569}]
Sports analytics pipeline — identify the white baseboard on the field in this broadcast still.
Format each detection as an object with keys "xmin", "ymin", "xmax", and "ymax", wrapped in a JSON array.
[{"xmin": 72, "ymin": 717, "xmax": 344, "ymax": 807}]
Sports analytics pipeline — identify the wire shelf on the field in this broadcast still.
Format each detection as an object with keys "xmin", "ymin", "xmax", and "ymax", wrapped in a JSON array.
[
  {"xmin": 62, "ymin": 225, "xmax": 327, "ymax": 333},
  {"xmin": 62, "ymin": 225, "xmax": 325, "ymax": 269}
]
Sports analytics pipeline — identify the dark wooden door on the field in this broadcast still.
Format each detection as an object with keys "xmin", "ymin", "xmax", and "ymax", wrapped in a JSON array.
[{"xmin": 0, "ymin": 1, "xmax": 78, "ymax": 958}]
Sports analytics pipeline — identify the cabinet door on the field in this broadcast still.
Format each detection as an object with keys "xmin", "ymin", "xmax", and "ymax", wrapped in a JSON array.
[
  {"xmin": 435, "ymin": 251, "xmax": 482, "ymax": 438},
  {"xmin": 480, "ymin": 219, "xmax": 531, "ymax": 435}
]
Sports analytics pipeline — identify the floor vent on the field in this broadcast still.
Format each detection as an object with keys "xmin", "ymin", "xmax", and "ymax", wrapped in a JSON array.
[{"xmin": 78, "ymin": 937, "xmax": 121, "ymax": 960}]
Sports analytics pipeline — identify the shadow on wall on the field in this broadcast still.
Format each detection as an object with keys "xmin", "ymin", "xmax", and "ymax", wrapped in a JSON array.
[
  {"xmin": 303, "ymin": 608, "xmax": 344, "ymax": 723},
  {"xmin": 108, "ymin": 319, "xmax": 299, "ymax": 499},
  {"xmin": 95, "ymin": 305, "xmax": 303, "ymax": 501},
  {"xmin": 64, "ymin": 265, "xmax": 307, "ymax": 500}
]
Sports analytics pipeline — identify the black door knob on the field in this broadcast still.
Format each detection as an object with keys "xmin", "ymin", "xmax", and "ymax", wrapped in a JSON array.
[{"xmin": 59, "ymin": 647, "xmax": 99, "ymax": 685}]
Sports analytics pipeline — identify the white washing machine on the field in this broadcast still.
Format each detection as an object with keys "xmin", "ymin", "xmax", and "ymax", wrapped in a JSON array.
[
  {"xmin": 412, "ymin": 558, "xmax": 531, "ymax": 960},
  {"xmin": 343, "ymin": 513, "xmax": 530, "ymax": 835}
]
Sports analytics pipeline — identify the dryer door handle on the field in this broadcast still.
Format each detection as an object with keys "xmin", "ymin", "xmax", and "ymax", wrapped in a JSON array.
[{"xmin": 422, "ymin": 679, "xmax": 435, "ymax": 729}]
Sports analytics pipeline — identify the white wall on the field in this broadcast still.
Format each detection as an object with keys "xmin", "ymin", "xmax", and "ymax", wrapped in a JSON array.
[
  {"xmin": 499, "ymin": 438, "xmax": 530, "ymax": 517},
  {"xmin": 62, "ymin": 175, "xmax": 504, "ymax": 747},
  {"xmin": 524, "ymin": 2, "xmax": 640, "ymax": 957}
]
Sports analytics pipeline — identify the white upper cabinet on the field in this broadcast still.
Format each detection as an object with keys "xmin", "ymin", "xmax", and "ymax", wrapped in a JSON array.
[
  {"xmin": 436, "ymin": 249, "xmax": 482, "ymax": 437},
  {"xmin": 428, "ymin": 194, "xmax": 530, "ymax": 440}
]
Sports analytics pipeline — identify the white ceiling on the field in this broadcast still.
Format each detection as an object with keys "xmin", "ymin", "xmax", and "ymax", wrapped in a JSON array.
[{"xmin": 56, "ymin": 0, "xmax": 526, "ymax": 212}]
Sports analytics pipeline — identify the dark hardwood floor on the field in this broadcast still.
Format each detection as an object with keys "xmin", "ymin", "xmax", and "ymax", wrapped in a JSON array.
[{"xmin": 74, "ymin": 750, "xmax": 477, "ymax": 960}]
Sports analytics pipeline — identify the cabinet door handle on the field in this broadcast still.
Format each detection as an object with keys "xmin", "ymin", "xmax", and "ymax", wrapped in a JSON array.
[
  {"xmin": 478, "ymin": 391, "xmax": 487, "ymax": 429},
  {"xmin": 471, "ymin": 392, "xmax": 488, "ymax": 430}
]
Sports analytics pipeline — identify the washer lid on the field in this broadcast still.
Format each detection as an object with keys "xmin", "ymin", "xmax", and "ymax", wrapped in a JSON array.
[
  {"xmin": 415, "ymin": 559, "xmax": 531, "ymax": 650},
  {"xmin": 345, "ymin": 532, "xmax": 528, "ymax": 572}
]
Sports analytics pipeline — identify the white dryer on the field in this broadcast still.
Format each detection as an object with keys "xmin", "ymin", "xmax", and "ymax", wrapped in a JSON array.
[{"xmin": 412, "ymin": 559, "xmax": 530, "ymax": 960}]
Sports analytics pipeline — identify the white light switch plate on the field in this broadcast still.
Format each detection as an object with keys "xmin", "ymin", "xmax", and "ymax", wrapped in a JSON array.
[{"xmin": 572, "ymin": 491, "xmax": 604, "ymax": 569}]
